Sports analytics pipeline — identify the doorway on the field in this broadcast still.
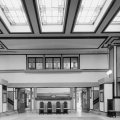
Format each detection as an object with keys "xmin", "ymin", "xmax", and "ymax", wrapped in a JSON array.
[
  {"xmin": 17, "ymin": 88, "xmax": 33, "ymax": 113},
  {"xmin": 25, "ymin": 88, "xmax": 31, "ymax": 111},
  {"xmin": 17, "ymin": 88, "xmax": 25, "ymax": 113}
]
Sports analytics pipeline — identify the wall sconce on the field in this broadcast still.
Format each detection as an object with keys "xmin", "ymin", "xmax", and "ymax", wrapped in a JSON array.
[{"xmin": 107, "ymin": 70, "xmax": 112, "ymax": 75}]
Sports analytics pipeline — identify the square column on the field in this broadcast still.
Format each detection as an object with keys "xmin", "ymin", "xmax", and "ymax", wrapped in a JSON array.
[
  {"xmin": 74, "ymin": 87, "xmax": 77, "ymax": 111},
  {"xmin": 30, "ymin": 88, "xmax": 32, "ymax": 111},
  {"xmin": 70, "ymin": 87, "xmax": 74, "ymax": 112},
  {"xmin": 33, "ymin": 88, "xmax": 37, "ymax": 110}
]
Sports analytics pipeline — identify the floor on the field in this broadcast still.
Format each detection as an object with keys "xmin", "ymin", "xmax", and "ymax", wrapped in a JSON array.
[{"xmin": 0, "ymin": 109, "xmax": 120, "ymax": 120}]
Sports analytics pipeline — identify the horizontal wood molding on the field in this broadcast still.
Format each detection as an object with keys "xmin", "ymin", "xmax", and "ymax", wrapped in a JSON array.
[{"xmin": 8, "ymin": 82, "xmax": 98, "ymax": 88}]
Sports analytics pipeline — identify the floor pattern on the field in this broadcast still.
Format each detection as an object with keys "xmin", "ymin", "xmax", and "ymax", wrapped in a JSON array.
[
  {"xmin": 14, "ymin": 117, "xmax": 103, "ymax": 120},
  {"xmin": 0, "ymin": 111, "xmax": 120, "ymax": 120}
]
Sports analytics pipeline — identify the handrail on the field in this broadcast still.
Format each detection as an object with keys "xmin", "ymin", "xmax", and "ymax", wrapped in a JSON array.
[
  {"xmin": 93, "ymin": 97, "xmax": 99, "ymax": 105},
  {"xmin": 8, "ymin": 98, "xmax": 14, "ymax": 105}
]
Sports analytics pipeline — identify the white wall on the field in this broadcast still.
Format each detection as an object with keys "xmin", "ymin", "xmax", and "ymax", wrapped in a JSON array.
[
  {"xmin": 7, "ymin": 88, "xmax": 17, "ymax": 111},
  {"xmin": 2, "ymin": 103, "xmax": 7, "ymax": 112},
  {"xmin": 90, "ymin": 99, "xmax": 93, "ymax": 110},
  {"xmin": 0, "ymin": 85, "xmax": 2, "ymax": 113},
  {"xmin": 0, "ymin": 72, "xmax": 108, "ymax": 83},
  {"xmin": 90, "ymin": 88, "xmax": 93, "ymax": 109},
  {"xmin": 0, "ymin": 55, "xmax": 26, "ymax": 70},
  {"xmin": 114, "ymin": 98, "xmax": 120, "ymax": 111},
  {"xmin": 100, "ymin": 102, "xmax": 104, "ymax": 111},
  {"xmin": 104, "ymin": 84, "xmax": 113, "ymax": 112},
  {"xmin": 14, "ymin": 90, "xmax": 17, "ymax": 110},
  {"xmin": 80, "ymin": 55, "xmax": 108, "ymax": 69}
]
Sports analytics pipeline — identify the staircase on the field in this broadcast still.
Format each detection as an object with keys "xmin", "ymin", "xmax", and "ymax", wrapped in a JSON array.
[
  {"xmin": 93, "ymin": 97, "xmax": 99, "ymax": 105},
  {"xmin": 8, "ymin": 98, "xmax": 14, "ymax": 105},
  {"xmin": 90, "ymin": 97, "xmax": 107, "ymax": 116},
  {"xmin": 8, "ymin": 98, "xmax": 14, "ymax": 111}
]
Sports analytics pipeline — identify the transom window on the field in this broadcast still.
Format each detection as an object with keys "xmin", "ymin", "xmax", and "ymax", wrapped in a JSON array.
[
  {"xmin": 0, "ymin": 0, "xmax": 28, "ymax": 25},
  {"xmin": 63, "ymin": 58, "xmax": 70, "ymax": 69},
  {"xmin": 28, "ymin": 57, "xmax": 43, "ymax": 70},
  {"xmin": 111, "ymin": 10, "xmax": 120, "ymax": 24},
  {"xmin": 46, "ymin": 57, "xmax": 61, "ymax": 69},
  {"xmin": 63, "ymin": 57, "xmax": 78, "ymax": 69},
  {"xmin": 76, "ymin": 0, "xmax": 106, "ymax": 25}
]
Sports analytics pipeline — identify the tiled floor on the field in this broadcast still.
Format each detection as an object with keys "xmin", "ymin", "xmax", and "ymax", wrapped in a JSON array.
[{"xmin": 0, "ymin": 110, "xmax": 120, "ymax": 120}]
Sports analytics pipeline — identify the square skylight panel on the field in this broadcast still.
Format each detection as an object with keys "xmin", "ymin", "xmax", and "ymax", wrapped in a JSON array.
[
  {"xmin": 76, "ymin": 0, "xmax": 106, "ymax": 25},
  {"xmin": 104, "ymin": 10, "xmax": 120, "ymax": 32},
  {"xmin": 36, "ymin": 0, "xmax": 67, "ymax": 32},
  {"xmin": 73, "ymin": 0, "xmax": 113, "ymax": 32},
  {"xmin": 111, "ymin": 10, "xmax": 120, "ymax": 24},
  {"xmin": 0, "ymin": 0, "xmax": 28, "ymax": 25}
]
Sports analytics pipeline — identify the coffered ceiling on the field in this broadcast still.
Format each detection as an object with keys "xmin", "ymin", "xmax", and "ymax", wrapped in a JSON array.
[{"xmin": 0, "ymin": 0, "xmax": 120, "ymax": 54}]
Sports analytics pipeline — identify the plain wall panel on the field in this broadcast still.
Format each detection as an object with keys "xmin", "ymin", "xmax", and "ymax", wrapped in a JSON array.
[
  {"xmin": 114, "ymin": 98, "xmax": 120, "ymax": 111},
  {"xmin": 80, "ymin": 54, "xmax": 108, "ymax": 69},
  {"xmin": 0, "ymin": 55, "xmax": 26, "ymax": 70},
  {"xmin": 0, "ymin": 72, "xmax": 108, "ymax": 83},
  {"xmin": 100, "ymin": 102, "xmax": 104, "ymax": 111},
  {"xmin": 104, "ymin": 84, "xmax": 113, "ymax": 112},
  {"xmin": 2, "ymin": 103, "xmax": 7, "ymax": 112}
]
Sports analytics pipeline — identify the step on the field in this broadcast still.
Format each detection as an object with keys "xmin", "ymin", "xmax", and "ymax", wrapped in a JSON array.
[
  {"xmin": 0, "ymin": 110, "xmax": 18, "ymax": 117},
  {"xmin": 90, "ymin": 110, "xmax": 107, "ymax": 116}
]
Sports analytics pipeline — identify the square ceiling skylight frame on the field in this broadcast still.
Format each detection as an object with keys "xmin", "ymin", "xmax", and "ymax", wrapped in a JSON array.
[
  {"xmin": 104, "ymin": 8, "xmax": 120, "ymax": 33},
  {"xmin": 0, "ymin": 0, "xmax": 32, "ymax": 33},
  {"xmin": 73, "ymin": 0, "xmax": 113, "ymax": 33},
  {"xmin": 36, "ymin": 0, "xmax": 69, "ymax": 33}
]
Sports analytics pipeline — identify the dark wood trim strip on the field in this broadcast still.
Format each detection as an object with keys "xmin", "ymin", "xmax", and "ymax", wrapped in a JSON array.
[
  {"xmin": 0, "ymin": 36, "xmax": 108, "ymax": 39},
  {"xmin": 0, "ymin": 41, "xmax": 8, "ymax": 50}
]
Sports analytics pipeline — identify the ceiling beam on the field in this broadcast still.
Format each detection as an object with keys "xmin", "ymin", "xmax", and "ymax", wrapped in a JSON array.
[
  {"xmin": 65, "ymin": 0, "xmax": 79, "ymax": 34},
  {"xmin": 24, "ymin": 0, "xmax": 39, "ymax": 34},
  {"xmin": 0, "ymin": 21, "xmax": 9, "ymax": 34}
]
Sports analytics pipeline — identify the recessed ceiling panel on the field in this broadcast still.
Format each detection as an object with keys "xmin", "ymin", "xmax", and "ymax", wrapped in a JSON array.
[
  {"xmin": 0, "ymin": 0, "xmax": 31, "ymax": 33},
  {"xmin": 105, "ymin": 10, "xmax": 120, "ymax": 32},
  {"xmin": 1, "ymin": 38, "xmax": 105, "ymax": 49},
  {"xmin": 73, "ymin": 0, "xmax": 113, "ymax": 32},
  {"xmin": 36, "ymin": 0, "xmax": 68, "ymax": 32}
]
